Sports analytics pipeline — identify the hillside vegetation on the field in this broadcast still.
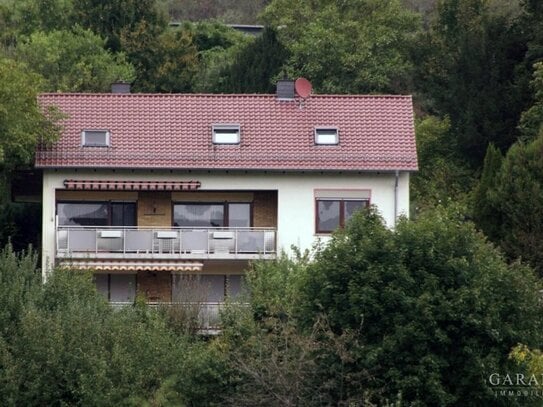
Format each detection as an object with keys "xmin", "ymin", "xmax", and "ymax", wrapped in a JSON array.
[{"xmin": 1, "ymin": 0, "xmax": 543, "ymax": 404}]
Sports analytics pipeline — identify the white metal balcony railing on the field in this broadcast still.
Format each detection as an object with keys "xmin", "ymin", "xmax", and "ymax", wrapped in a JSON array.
[{"xmin": 56, "ymin": 226, "xmax": 276, "ymax": 259}]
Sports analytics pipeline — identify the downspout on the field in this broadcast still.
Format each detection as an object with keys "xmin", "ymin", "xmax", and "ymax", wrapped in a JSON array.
[{"xmin": 394, "ymin": 170, "xmax": 399, "ymax": 227}]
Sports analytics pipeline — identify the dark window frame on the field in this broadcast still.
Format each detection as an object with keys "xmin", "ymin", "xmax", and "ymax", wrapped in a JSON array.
[
  {"xmin": 93, "ymin": 273, "xmax": 137, "ymax": 302},
  {"xmin": 315, "ymin": 198, "xmax": 369, "ymax": 234},
  {"xmin": 56, "ymin": 200, "xmax": 137, "ymax": 226},
  {"xmin": 170, "ymin": 274, "xmax": 244, "ymax": 302},
  {"xmin": 172, "ymin": 201, "xmax": 253, "ymax": 228}
]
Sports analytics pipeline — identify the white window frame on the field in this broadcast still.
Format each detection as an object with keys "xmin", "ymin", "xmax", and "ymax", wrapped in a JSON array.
[
  {"xmin": 212, "ymin": 124, "xmax": 241, "ymax": 145},
  {"xmin": 314, "ymin": 127, "xmax": 339, "ymax": 145},
  {"xmin": 81, "ymin": 129, "xmax": 110, "ymax": 147}
]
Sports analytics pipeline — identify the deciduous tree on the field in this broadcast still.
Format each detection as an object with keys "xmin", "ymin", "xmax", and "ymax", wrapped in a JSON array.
[
  {"xmin": 0, "ymin": 57, "xmax": 60, "ymax": 168},
  {"xmin": 261, "ymin": 0, "xmax": 420, "ymax": 93},
  {"xmin": 298, "ymin": 206, "xmax": 543, "ymax": 405},
  {"xmin": 15, "ymin": 27, "xmax": 135, "ymax": 93}
]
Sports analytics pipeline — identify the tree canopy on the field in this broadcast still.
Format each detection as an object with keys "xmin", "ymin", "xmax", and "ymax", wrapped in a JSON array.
[
  {"xmin": 15, "ymin": 28, "xmax": 135, "ymax": 92},
  {"xmin": 261, "ymin": 0, "xmax": 420, "ymax": 93},
  {"xmin": 296, "ymin": 206, "xmax": 543, "ymax": 405},
  {"xmin": 0, "ymin": 57, "xmax": 60, "ymax": 168}
]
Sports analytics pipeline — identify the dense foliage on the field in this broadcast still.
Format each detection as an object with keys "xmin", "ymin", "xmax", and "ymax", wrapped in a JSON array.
[
  {"xmin": 295, "ymin": 207, "xmax": 543, "ymax": 405},
  {"xmin": 0, "ymin": 246, "xmax": 232, "ymax": 406},
  {"xmin": 474, "ymin": 133, "xmax": 543, "ymax": 276},
  {"xmin": 261, "ymin": 0, "xmax": 420, "ymax": 94},
  {"xmin": 4, "ymin": 207, "xmax": 538, "ymax": 405},
  {"xmin": 1, "ymin": 0, "xmax": 543, "ymax": 404}
]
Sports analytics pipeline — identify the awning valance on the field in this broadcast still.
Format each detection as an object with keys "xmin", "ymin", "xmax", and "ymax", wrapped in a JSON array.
[
  {"xmin": 59, "ymin": 260, "xmax": 203, "ymax": 273},
  {"xmin": 63, "ymin": 179, "xmax": 201, "ymax": 191}
]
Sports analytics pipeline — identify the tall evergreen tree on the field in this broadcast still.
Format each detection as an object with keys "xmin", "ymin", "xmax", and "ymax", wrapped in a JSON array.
[
  {"xmin": 491, "ymin": 134, "xmax": 543, "ymax": 275},
  {"xmin": 471, "ymin": 144, "xmax": 503, "ymax": 241},
  {"xmin": 414, "ymin": 0, "xmax": 531, "ymax": 165},
  {"xmin": 219, "ymin": 27, "xmax": 288, "ymax": 93}
]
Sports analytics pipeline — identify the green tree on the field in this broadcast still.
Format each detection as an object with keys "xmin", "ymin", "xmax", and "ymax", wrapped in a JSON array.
[
  {"xmin": 261, "ymin": 0, "xmax": 420, "ymax": 93},
  {"xmin": 411, "ymin": 116, "xmax": 474, "ymax": 211},
  {"xmin": 0, "ymin": 256, "xmax": 230, "ymax": 406},
  {"xmin": 0, "ymin": 0, "xmax": 75, "ymax": 38},
  {"xmin": 0, "ymin": 57, "xmax": 60, "ymax": 169},
  {"xmin": 186, "ymin": 21, "xmax": 251, "ymax": 93},
  {"xmin": 519, "ymin": 62, "xmax": 543, "ymax": 140},
  {"xmin": 414, "ymin": 0, "xmax": 530, "ymax": 165},
  {"xmin": 15, "ymin": 27, "xmax": 135, "ymax": 92},
  {"xmin": 298, "ymin": 206, "xmax": 543, "ymax": 405},
  {"xmin": 72, "ymin": 0, "xmax": 167, "ymax": 52},
  {"xmin": 219, "ymin": 27, "xmax": 289, "ymax": 93},
  {"xmin": 486, "ymin": 133, "xmax": 543, "ymax": 275},
  {"xmin": 471, "ymin": 143, "xmax": 503, "ymax": 241},
  {"xmin": 122, "ymin": 22, "xmax": 198, "ymax": 92}
]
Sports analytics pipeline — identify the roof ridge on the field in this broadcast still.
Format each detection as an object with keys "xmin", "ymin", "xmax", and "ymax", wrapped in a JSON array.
[{"xmin": 38, "ymin": 93, "xmax": 413, "ymax": 98}]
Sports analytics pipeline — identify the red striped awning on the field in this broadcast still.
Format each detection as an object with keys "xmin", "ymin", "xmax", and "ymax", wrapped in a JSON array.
[
  {"xmin": 63, "ymin": 179, "xmax": 201, "ymax": 191},
  {"xmin": 59, "ymin": 260, "xmax": 203, "ymax": 272}
]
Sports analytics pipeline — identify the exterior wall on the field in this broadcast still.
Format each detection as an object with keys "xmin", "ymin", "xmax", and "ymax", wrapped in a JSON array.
[
  {"xmin": 138, "ymin": 191, "xmax": 172, "ymax": 227},
  {"xmin": 253, "ymin": 191, "xmax": 278, "ymax": 228},
  {"xmin": 137, "ymin": 270, "xmax": 171, "ymax": 301},
  {"xmin": 42, "ymin": 169, "xmax": 410, "ymax": 275}
]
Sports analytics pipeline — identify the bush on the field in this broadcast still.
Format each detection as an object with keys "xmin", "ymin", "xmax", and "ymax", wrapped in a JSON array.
[
  {"xmin": 0, "ymin": 248, "xmax": 228, "ymax": 406},
  {"xmin": 297, "ymin": 206, "xmax": 543, "ymax": 405}
]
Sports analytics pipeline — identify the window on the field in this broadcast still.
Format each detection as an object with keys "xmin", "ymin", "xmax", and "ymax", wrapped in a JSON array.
[
  {"xmin": 315, "ymin": 189, "xmax": 371, "ymax": 233},
  {"xmin": 57, "ymin": 202, "xmax": 136, "ymax": 226},
  {"xmin": 173, "ymin": 202, "xmax": 251, "ymax": 227},
  {"xmin": 94, "ymin": 273, "xmax": 136, "ymax": 303},
  {"xmin": 172, "ymin": 274, "xmax": 243, "ymax": 302},
  {"xmin": 316, "ymin": 199, "xmax": 368, "ymax": 233},
  {"xmin": 212, "ymin": 124, "xmax": 240, "ymax": 144},
  {"xmin": 82, "ymin": 130, "xmax": 110, "ymax": 147},
  {"xmin": 315, "ymin": 127, "xmax": 339, "ymax": 145}
]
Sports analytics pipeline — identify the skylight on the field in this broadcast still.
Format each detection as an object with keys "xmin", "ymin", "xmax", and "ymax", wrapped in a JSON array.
[
  {"xmin": 212, "ymin": 124, "xmax": 240, "ymax": 144},
  {"xmin": 82, "ymin": 130, "xmax": 110, "ymax": 147},
  {"xmin": 315, "ymin": 128, "xmax": 339, "ymax": 145}
]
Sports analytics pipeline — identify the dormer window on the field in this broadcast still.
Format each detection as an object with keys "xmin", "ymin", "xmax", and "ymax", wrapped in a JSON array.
[
  {"xmin": 315, "ymin": 127, "xmax": 339, "ymax": 145},
  {"xmin": 212, "ymin": 124, "xmax": 240, "ymax": 144},
  {"xmin": 82, "ymin": 130, "xmax": 110, "ymax": 147}
]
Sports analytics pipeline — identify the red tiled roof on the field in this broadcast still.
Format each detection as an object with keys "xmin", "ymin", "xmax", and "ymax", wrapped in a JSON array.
[{"xmin": 36, "ymin": 93, "xmax": 417, "ymax": 172}]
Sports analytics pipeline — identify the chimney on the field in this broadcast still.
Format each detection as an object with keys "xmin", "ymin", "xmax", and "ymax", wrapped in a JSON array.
[
  {"xmin": 111, "ymin": 82, "xmax": 131, "ymax": 94},
  {"xmin": 276, "ymin": 79, "xmax": 295, "ymax": 100}
]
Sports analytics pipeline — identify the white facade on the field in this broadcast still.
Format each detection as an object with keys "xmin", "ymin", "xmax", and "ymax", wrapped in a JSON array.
[{"xmin": 42, "ymin": 169, "xmax": 410, "ymax": 275}]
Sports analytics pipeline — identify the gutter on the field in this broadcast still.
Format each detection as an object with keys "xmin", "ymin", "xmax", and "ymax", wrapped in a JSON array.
[{"xmin": 394, "ymin": 170, "xmax": 399, "ymax": 227}]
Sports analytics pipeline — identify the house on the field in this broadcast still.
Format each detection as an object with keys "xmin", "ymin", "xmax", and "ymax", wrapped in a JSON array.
[{"xmin": 36, "ymin": 81, "xmax": 417, "ymax": 315}]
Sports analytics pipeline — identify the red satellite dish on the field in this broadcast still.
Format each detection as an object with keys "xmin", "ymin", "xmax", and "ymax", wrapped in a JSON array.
[{"xmin": 295, "ymin": 77, "xmax": 312, "ymax": 98}]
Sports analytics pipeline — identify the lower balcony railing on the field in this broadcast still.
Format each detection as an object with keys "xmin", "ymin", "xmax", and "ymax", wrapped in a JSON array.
[
  {"xmin": 110, "ymin": 301, "xmax": 232, "ymax": 332},
  {"xmin": 56, "ymin": 226, "xmax": 276, "ymax": 260}
]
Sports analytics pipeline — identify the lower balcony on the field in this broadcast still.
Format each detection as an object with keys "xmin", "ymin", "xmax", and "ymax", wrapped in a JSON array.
[
  {"xmin": 56, "ymin": 226, "xmax": 277, "ymax": 260},
  {"xmin": 113, "ymin": 301, "xmax": 227, "ymax": 333}
]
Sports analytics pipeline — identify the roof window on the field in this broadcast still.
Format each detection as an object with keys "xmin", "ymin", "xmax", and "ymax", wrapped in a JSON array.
[
  {"xmin": 212, "ymin": 124, "xmax": 240, "ymax": 144},
  {"xmin": 82, "ymin": 130, "xmax": 110, "ymax": 147},
  {"xmin": 315, "ymin": 127, "xmax": 339, "ymax": 145}
]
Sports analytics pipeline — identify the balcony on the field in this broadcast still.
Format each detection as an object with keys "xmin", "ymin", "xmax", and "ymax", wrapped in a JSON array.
[
  {"xmin": 56, "ymin": 226, "xmax": 277, "ymax": 260},
  {"xmin": 109, "ymin": 301, "xmax": 241, "ymax": 333}
]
